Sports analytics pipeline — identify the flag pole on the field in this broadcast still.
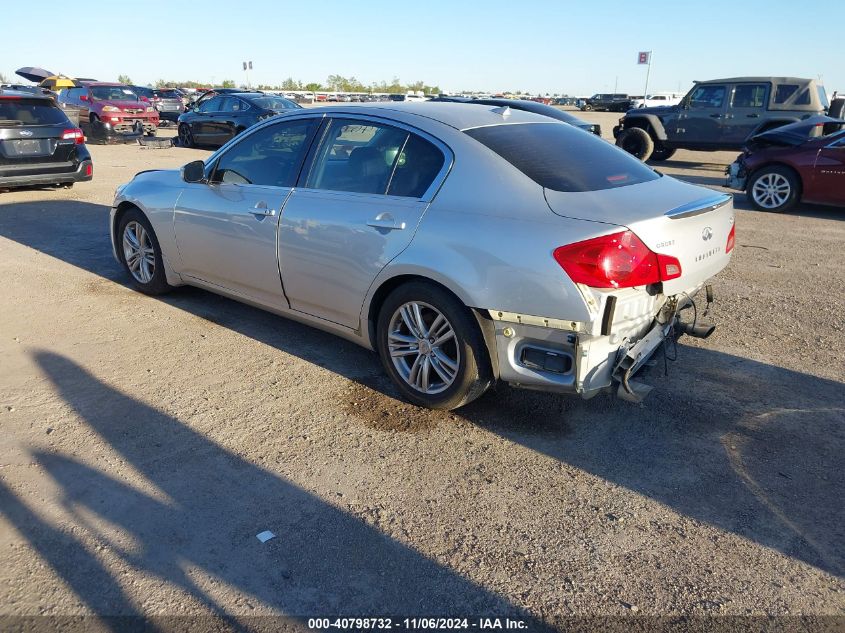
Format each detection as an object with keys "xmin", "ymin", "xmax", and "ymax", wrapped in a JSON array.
[{"xmin": 643, "ymin": 51, "xmax": 653, "ymax": 100}]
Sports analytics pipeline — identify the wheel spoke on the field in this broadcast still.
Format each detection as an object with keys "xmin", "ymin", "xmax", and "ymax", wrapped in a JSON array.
[
  {"xmin": 432, "ymin": 348, "xmax": 458, "ymax": 372},
  {"xmin": 432, "ymin": 329, "xmax": 455, "ymax": 347},
  {"xmin": 429, "ymin": 355, "xmax": 455, "ymax": 383},
  {"xmin": 400, "ymin": 305, "xmax": 422, "ymax": 338},
  {"xmin": 411, "ymin": 303, "xmax": 429, "ymax": 338}
]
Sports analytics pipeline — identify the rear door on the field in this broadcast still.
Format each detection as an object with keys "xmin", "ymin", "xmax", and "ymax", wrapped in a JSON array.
[
  {"xmin": 173, "ymin": 117, "xmax": 320, "ymax": 308},
  {"xmin": 278, "ymin": 116, "xmax": 450, "ymax": 328},
  {"xmin": 191, "ymin": 97, "xmax": 222, "ymax": 142},
  {"xmin": 723, "ymin": 82, "xmax": 770, "ymax": 144}
]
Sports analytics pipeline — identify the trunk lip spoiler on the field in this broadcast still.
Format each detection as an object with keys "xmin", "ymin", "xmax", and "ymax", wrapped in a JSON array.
[{"xmin": 664, "ymin": 194, "xmax": 732, "ymax": 219}]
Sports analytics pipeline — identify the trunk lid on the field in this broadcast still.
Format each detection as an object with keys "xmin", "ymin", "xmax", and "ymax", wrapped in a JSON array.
[{"xmin": 545, "ymin": 177, "xmax": 735, "ymax": 293}]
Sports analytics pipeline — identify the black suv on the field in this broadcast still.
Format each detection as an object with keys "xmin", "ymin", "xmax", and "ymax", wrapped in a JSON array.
[
  {"xmin": 0, "ymin": 89, "xmax": 93, "ymax": 190},
  {"xmin": 580, "ymin": 94, "xmax": 632, "ymax": 112},
  {"xmin": 613, "ymin": 76, "xmax": 840, "ymax": 161}
]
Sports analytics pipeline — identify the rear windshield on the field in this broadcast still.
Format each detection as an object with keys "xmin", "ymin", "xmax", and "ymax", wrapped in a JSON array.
[
  {"xmin": 0, "ymin": 98, "xmax": 69, "ymax": 126},
  {"xmin": 155, "ymin": 90, "xmax": 181, "ymax": 98},
  {"xmin": 465, "ymin": 122, "xmax": 659, "ymax": 192}
]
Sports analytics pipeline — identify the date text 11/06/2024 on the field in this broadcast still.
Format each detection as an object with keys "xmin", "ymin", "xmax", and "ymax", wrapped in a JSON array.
[{"xmin": 307, "ymin": 617, "xmax": 528, "ymax": 630}]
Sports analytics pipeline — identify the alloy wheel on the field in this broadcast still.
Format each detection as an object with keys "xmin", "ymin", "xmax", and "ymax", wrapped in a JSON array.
[
  {"xmin": 122, "ymin": 221, "xmax": 156, "ymax": 283},
  {"xmin": 751, "ymin": 173, "xmax": 791, "ymax": 209},
  {"xmin": 387, "ymin": 302, "xmax": 460, "ymax": 395}
]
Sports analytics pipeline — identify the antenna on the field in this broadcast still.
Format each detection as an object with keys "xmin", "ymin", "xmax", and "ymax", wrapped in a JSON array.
[{"xmin": 491, "ymin": 105, "xmax": 511, "ymax": 118}]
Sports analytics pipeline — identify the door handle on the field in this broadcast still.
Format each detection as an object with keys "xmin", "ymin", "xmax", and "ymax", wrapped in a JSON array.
[
  {"xmin": 746, "ymin": 113, "xmax": 760, "ymax": 118},
  {"xmin": 367, "ymin": 213, "xmax": 406, "ymax": 231},
  {"xmin": 710, "ymin": 114, "xmax": 721, "ymax": 118},
  {"xmin": 250, "ymin": 201, "xmax": 276, "ymax": 217}
]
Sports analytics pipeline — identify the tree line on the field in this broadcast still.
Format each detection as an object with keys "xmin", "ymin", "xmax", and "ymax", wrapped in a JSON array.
[{"xmin": 141, "ymin": 75, "xmax": 441, "ymax": 94}]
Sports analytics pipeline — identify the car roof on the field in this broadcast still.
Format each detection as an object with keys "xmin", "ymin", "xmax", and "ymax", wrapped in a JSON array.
[
  {"xmin": 696, "ymin": 76, "xmax": 814, "ymax": 85},
  {"xmin": 81, "ymin": 82, "xmax": 124, "ymax": 87},
  {"xmin": 305, "ymin": 102, "xmax": 561, "ymax": 131},
  {"xmin": 431, "ymin": 97, "xmax": 586, "ymax": 125}
]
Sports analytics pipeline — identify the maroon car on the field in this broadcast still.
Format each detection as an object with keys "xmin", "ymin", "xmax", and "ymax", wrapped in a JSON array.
[
  {"xmin": 58, "ymin": 82, "xmax": 159, "ymax": 140},
  {"xmin": 726, "ymin": 116, "xmax": 845, "ymax": 212}
]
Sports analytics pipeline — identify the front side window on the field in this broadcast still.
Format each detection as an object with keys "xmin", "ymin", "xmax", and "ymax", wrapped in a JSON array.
[
  {"xmin": 465, "ymin": 122, "xmax": 659, "ymax": 192},
  {"xmin": 306, "ymin": 119, "xmax": 409, "ymax": 195},
  {"xmin": 211, "ymin": 118, "xmax": 318, "ymax": 187},
  {"xmin": 731, "ymin": 84, "xmax": 768, "ymax": 108},
  {"xmin": 690, "ymin": 85, "xmax": 726, "ymax": 108}
]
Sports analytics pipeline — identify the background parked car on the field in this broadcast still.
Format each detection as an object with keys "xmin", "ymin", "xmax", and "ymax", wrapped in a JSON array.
[
  {"xmin": 58, "ymin": 82, "xmax": 159, "ymax": 140},
  {"xmin": 726, "ymin": 115, "xmax": 845, "ymax": 212},
  {"xmin": 614, "ymin": 76, "xmax": 835, "ymax": 162},
  {"xmin": 429, "ymin": 96, "xmax": 601, "ymax": 136},
  {"xmin": 581, "ymin": 93, "xmax": 633, "ymax": 112},
  {"xmin": 0, "ymin": 88, "xmax": 92, "ymax": 189},
  {"xmin": 631, "ymin": 92, "xmax": 684, "ymax": 109},
  {"xmin": 177, "ymin": 92, "xmax": 301, "ymax": 147},
  {"xmin": 129, "ymin": 86, "xmax": 186, "ymax": 123}
]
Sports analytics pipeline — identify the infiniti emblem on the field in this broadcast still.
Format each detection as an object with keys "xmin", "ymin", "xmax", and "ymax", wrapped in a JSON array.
[
  {"xmin": 20, "ymin": 130, "xmax": 34, "ymax": 137},
  {"xmin": 701, "ymin": 227, "xmax": 713, "ymax": 241}
]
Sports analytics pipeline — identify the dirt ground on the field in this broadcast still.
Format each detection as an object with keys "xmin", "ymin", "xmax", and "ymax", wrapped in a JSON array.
[{"xmin": 0, "ymin": 110, "xmax": 843, "ymax": 631}]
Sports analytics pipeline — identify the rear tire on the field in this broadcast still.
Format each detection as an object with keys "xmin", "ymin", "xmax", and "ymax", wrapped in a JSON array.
[
  {"xmin": 376, "ymin": 282, "xmax": 492, "ymax": 410},
  {"xmin": 747, "ymin": 165, "xmax": 800, "ymax": 213},
  {"xmin": 178, "ymin": 123, "xmax": 194, "ymax": 148},
  {"xmin": 615, "ymin": 127, "xmax": 654, "ymax": 161},
  {"xmin": 117, "ymin": 208, "xmax": 173, "ymax": 295}
]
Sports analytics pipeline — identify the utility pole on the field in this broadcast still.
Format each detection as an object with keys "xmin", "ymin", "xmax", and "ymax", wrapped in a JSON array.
[{"xmin": 614, "ymin": 76, "xmax": 618, "ymax": 93}]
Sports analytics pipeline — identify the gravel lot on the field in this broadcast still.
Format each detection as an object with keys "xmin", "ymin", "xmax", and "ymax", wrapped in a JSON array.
[{"xmin": 0, "ymin": 110, "xmax": 843, "ymax": 631}]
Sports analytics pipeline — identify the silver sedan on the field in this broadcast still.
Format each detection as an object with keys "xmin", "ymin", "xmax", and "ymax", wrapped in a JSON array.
[{"xmin": 110, "ymin": 103, "xmax": 735, "ymax": 409}]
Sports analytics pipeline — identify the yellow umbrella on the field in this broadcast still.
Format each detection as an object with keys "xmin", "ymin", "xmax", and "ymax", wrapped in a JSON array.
[{"xmin": 39, "ymin": 76, "xmax": 79, "ymax": 90}]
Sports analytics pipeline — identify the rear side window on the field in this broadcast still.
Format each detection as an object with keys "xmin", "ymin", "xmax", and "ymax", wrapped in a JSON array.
[
  {"xmin": 465, "ymin": 123, "xmax": 659, "ymax": 192},
  {"xmin": 0, "ymin": 99, "xmax": 69, "ymax": 126},
  {"xmin": 387, "ymin": 133, "xmax": 445, "ymax": 198},
  {"xmin": 774, "ymin": 84, "xmax": 799, "ymax": 104},
  {"xmin": 731, "ymin": 84, "xmax": 767, "ymax": 108}
]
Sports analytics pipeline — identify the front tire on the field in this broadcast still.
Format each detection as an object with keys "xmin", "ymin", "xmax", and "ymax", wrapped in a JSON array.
[
  {"xmin": 376, "ymin": 282, "xmax": 492, "ymax": 410},
  {"xmin": 747, "ymin": 166, "xmax": 800, "ymax": 213},
  {"xmin": 117, "ymin": 208, "xmax": 173, "ymax": 295},
  {"xmin": 615, "ymin": 127, "xmax": 654, "ymax": 161}
]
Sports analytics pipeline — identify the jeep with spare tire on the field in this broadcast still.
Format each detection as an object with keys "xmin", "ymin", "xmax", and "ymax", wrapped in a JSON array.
[{"xmin": 612, "ymin": 76, "xmax": 841, "ymax": 162}]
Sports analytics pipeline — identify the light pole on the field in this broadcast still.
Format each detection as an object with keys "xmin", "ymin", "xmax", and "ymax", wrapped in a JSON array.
[{"xmin": 243, "ymin": 61, "xmax": 253, "ymax": 89}]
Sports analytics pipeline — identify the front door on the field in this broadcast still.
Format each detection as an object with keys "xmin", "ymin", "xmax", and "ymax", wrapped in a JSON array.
[
  {"xmin": 812, "ymin": 136, "xmax": 845, "ymax": 205},
  {"xmin": 173, "ymin": 117, "xmax": 320, "ymax": 308},
  {"xmin": 676, "ymin": 83, "xmax": 728, "ymax": 146},
  {"xmin": 278, "ymin": 116, "xmax": 449, "ymax": 329}
]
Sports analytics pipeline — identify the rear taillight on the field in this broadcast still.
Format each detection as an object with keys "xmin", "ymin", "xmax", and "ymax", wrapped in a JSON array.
[
  {"xmin": 61, "ymin": 128, "xmax": 84, "ymax": 144},
  {"xmin": 553, "ymin": 230, "xmax": 682, "ymax": 289},
  {"xmin": 85, "ymin": 163, "xmax": 93, "ymax": 176},
  {"xmin": 726, "ymin": 224, "xmax": 736, "ymax": 254}
]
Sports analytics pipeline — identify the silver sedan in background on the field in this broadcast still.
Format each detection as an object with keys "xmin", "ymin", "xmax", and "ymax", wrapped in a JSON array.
[{"xmin": 110, "ymin": 103, "xmax": 735, "ymax": 409}]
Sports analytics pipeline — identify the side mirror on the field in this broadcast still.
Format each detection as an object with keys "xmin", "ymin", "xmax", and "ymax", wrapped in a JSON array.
[{"xmin": 182, "ymin": 160, "xmax": 206, "ymax": 183}]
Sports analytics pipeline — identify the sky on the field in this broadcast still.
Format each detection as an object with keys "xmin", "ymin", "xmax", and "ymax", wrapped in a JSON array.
[{"xmin": 1, "ymin": 0, "xmax": 841, "ymax": 96}]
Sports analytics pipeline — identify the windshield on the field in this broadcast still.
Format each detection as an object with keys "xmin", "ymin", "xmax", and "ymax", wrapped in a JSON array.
[
  {"xmin": 249, "ymin": 96, "xmax": 299, "ymax": 110},
  {"xmin": 0, "ymin": 99, "xmax": 69, "ymax": 126},
  {"xmin": 90, "ymin": 86, "xmax": 140, "ymax": 101},
  {"xmin": 465, "ymin": 122, "xmax": 659, "ymax": 192},
  {"xmin": 818, "ymin": 86, "xmax": 830, "ymax": 109}
]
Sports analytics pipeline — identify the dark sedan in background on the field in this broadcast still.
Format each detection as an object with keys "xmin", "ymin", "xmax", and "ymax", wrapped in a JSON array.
[
  {"xmin": 177, "ymin": 93, "xmax": 301, "ymax": 147},
  {"xmin": 726, "ymin": 116, "xmax": 845, "ymax": 212},
  {"xmin": 429, "ymin": 96, "xmax": 601, "ymax": 136}
]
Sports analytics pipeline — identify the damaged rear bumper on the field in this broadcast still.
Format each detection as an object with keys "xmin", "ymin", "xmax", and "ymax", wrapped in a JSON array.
[{"xmin": 488, "ymin": 290, "xmax": 712, "ymax": 402}]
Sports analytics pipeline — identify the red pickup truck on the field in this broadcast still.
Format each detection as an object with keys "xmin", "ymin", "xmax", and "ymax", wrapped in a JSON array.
[{"xmin": 58, "ymin": 82, "xmax": 159, "ymax": 140}]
